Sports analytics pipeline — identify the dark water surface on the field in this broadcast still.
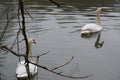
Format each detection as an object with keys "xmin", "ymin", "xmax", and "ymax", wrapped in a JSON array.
[{"xmin": 0, "ymin": 0, "xmax": 120, "ymax": 80}]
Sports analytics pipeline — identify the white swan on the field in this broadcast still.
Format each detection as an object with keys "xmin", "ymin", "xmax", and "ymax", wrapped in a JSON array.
[
  {"xmin": 81, "ymin": 8, "xmax": 103, "ymax": 34},
  {"xmin": 16, "ymin": 38, "xmax": 37, "ymax": 78}
]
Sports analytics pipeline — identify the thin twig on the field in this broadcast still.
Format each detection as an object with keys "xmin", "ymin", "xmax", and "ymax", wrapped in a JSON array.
[
  {"xmin": 29, "ymin": 50, "xmax": 49, "ymax": 58},
  {"xmin": 0, "ymin": 46, "xmax": 25, "ymax": 57},
  {"xmin": 0, "ymin": 7, "xmax": 10, "ymax": 23},
  {"xmin": 51, "ymin": 56, "xmax": 74, "ymax": 70},
  {"xmin": 0, "ymin": 13, "xmax": 9, "ymax": 41},
  {"xmin": 49, "ymin": 0, "xmax": 60, "ymax": 7},
  {"xmin": 0, "ymin": 7, "xmax": 18, "ymax": 41},
  {"xmin": 24, "ymin": 7, "xmax": 33, "ymax": 19},
  {"xmin": 37, "ymin": 50, "xmax": 49, "ymax": 57},
  {"xmin": 10, "ymin": 29, "xmax": 21, "ymax": 49},
  {"xmin": 11, "ymin": 39, "xmax": 24, "ymax": 49}
]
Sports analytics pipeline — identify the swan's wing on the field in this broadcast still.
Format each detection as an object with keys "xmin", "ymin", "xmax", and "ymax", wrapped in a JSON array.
[
  {"xmin": 29, "ymin": 63, "xmax": 37, "ymax": 74},
  {"xmin": 81, "ymin": 23, "xmax": 99, "ymax": 30},
  {"xmin": 16, "ymin": 61, "xmax": 37, "ymax": 78},
  {"xmin": 81, "ymin": 23, "xmax": 102, "ymax": 33},
  {"xmin": 16, "ymin": 63, "xmax": 27, "ymax": 77}
]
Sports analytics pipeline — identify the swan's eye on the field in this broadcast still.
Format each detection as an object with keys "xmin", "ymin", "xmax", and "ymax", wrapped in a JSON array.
[{"xmin": 33, "ymin": 39, "xmax": 36, "ymax": 44}]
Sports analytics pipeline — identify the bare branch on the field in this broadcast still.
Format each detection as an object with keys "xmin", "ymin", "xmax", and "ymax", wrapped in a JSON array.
[
  {"xmin": 51, "ymin": 56, "xmax": 74, "ymax": 70},
  {"xmin": 28, "ymin": 51, "xmax": 49, "ymax": 58},
  {"xmin": 18, "ymin": 0, "xmax": 30, "ymax": 79},
  {"xmin": 0, "ymin": 7, "xmax": 10, "ymax": 23},
  {"xmin": 29, "ymin": 61, "xmax": 93, "ymax": 79},
  {"xmin": 19, "ymin": 0, "xmax": 29, "ymax": 56},
  {"xmin": 0, "ymin": 13, "xmax": 9, "ymax": 41},
  {"xmin": 24, "ymin": 7, "xmax": 33, "ymax": 19},
  {"xmin": 37, "ymin": 50, "xmax": 49, "ymax": 57},
  {"xmin": 0, "ymin": 46, "xmax": 25, "ymax": 57},
  {"xmin": 10, "ymin": 29, "xmax": 21, "ymax": 49},
  {"xmin": 49, "ymin": 0, "xmax": 60, "ymax": 7}
]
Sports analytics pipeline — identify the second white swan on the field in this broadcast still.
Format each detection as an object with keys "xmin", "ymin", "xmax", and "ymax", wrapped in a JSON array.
[{"xmin": 81, "ymin": 8, "xmax": 103, "ymax": 34}]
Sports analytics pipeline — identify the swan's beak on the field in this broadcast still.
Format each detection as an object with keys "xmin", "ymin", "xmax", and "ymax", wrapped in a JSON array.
[{"xmin": 33, "ymin": 39, "xmax": 36, "ymax": 44}]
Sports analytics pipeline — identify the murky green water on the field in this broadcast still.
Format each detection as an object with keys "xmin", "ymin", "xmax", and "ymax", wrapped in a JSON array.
[{"xmin": 0, "ymin": 0, "xmax": 120, "ymax": 80}]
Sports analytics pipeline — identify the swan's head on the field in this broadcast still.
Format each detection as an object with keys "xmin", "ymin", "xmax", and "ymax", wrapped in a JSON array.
[
  {"xmin": 96, "ymin": 8, "xmax": 103, "ymax": 14},
  {"xmin": 28, "ymin": 38, "xmax": 36, "ymax": 45}
]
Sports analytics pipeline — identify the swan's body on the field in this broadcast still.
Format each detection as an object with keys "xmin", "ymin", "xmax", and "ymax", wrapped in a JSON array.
[
  {"xmin": 16, "ymin": 38, "xmax": 37, "ymax": 78},
  {"xmin": 81, "ymin": 23, "xmax": 102, "ymax": 34},
  {"xmin": 81, "ymin": 8, "xmax": 103, "ymax": 34},
  {"xmin": 16, "ymin": 61, "xmax": 37, "ymax": 78}
]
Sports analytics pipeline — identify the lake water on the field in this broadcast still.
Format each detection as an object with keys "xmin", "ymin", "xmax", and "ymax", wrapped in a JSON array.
[{"xmin": 0, "ymin": 0, "xmax": 120, "ymax": 80}]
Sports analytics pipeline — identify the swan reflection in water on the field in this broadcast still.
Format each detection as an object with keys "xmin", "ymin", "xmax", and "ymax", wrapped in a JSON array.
[
  {"xmin": 94, "ymin": 33, "xmax": 104, "ymax": 48},
  {"xmin": 81, "ymin": 32, "xmax": 104, "ymax": 49}
]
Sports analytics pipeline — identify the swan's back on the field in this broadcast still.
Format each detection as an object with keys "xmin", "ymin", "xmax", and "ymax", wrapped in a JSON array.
[
  {"xmin": 81, "ymin": 23, "xmax": 102, "ymax": 34},
  {"xmin": 16, "ymin": 61, "xmax": 37, "ymax": 78}
]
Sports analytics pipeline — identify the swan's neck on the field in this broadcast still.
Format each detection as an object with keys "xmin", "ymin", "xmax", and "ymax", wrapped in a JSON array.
[
  {"xmin": 28, "ymin": 44, "xmax": 33, "ymax": 61},
  {"xmin": 97, "ymin": 12, "xmax": 101, "ymax": 26}
]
